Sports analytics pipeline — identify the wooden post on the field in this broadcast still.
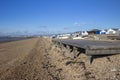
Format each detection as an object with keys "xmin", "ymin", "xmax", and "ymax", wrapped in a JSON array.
[
  {"xmin": 87, "ymin": 56, "xmax": 92, "ymax": 64},
  {"xmin": 66, "ymin": 45, "xmax": 70, "ymax": 50},
  {"xmin": 73, "ymin": 47, "xmax": 79, "ymax": 58},
  {"xmin": 66, "ymin": 45, "xmax": 74, "ymax": 58}
]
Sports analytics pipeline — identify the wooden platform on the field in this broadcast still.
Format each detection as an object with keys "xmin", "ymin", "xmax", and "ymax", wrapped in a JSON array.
[
  {"xmin": 107, "ymin": 36, "xmax": 120, "ymax": 40},
  {"xmin": 53, "ymin": 39, "xmax": 120, "ymax": 64}
]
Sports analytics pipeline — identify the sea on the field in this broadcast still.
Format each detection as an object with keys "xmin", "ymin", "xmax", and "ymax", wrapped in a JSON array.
[{"xmin": 0, "ymin": 37, "xmax": 27, "ymax": 42}]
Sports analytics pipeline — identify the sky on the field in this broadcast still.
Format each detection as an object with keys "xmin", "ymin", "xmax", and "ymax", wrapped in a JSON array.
[{"xmin": 0, "ymin": 0, "xmax": 120, "ymax": 35}]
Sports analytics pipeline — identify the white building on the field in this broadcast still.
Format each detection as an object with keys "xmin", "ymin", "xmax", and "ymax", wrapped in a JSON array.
[
  {"xmin": 100, "ymin": 30, "xmax": 106, "ymax": 34},
  {"xmin": 116, "ymin": 29, "xmax": 120, "ymax": 36},
  {"xmin": 81, "ymin": 31, "xmax": 88, "ymax": 36},
  {"xmin": 72, "ymin": 31, "xmax": 88, "ymax": 39},
  {"xmin": 106, "ymin": 28, "xmax": 118, "ymax": 35},
  {"xmin": 73, "ymin": 31, "xmax": 88, "ymax": 37},
  {"xmin": 57, "ymin": 33, "xmax": 71, "ymax": 39}
]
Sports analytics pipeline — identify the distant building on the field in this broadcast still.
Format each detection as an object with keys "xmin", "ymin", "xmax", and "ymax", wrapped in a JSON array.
[
  {"xmin": 106, "ymin": 28, "xmax": 119, "ymax": 35},
  {"xmin": 57, "ymin": 33, "xmax": 71, "ymax": 39},
  {"xmin": 72, "ymin": 31, "xmax": 88, "ymax": 39},
  {"xmin": 116, "ymin": 29, "xmax": 120, "ymax": 36},
  {"xmin": 81, "ymin": 31, "xmax": 88, "ymax": 36},
  {"xmin": 88, "ymin": 29, "xmax": 101, "ymax": 35},
  {"xmin": 73, "ymin": 31, "xmax": 88, "ymax": 37},
  {"xmin": 73, "ymin": 31, "xmax": 80, "ymax": 37},
  {"xmin": 100, "ymin": 30, "xmax": 106, "ymax": 34}
]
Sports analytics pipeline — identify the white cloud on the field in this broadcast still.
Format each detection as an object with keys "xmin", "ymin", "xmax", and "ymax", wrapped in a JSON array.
[
  {"xmin": 74, "ymin": 22, "xmax": 81, "ymax": 27},
  {"xmin": 74, "ymin": 22, "xmax": 86, "ymax": 27}
]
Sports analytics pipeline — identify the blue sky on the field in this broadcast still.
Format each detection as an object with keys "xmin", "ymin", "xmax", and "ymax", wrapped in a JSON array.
[{"xmin": 0, "ymin": 0, "xmax": 120, "ymax": 35}]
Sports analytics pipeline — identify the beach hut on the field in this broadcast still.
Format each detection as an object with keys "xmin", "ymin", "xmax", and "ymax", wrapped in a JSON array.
[
  {"xmin": 88, "ymin": 29, "xmax": 101, "ymax": 35},
  {"xmin": 100, "ymin": 30, "xmax": 106, "ymax": 34},
  {"xmin": 106, "ymin": 28, "xmax": 118, "ymax": 34},
  {"xmin": 116, "ymin": 29, "xmax": 120, "ymax": 36}
]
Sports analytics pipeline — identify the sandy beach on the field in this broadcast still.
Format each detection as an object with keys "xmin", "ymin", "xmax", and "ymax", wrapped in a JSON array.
[{"xmin": 0, "ymin": 38, "xmax": 120, "ymax": 80}]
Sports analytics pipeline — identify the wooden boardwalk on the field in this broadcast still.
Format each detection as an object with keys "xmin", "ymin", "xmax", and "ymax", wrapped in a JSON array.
[
  {"xmin": 53, "ymin": 39, "xmax": 120, "ymax": 63},
  {"xmin": 107, "ymin": 36, "xmax": 120, "ymax": 40}
]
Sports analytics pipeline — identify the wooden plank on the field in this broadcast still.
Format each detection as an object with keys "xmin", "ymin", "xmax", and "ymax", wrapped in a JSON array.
[
  {"xmin": 53, "ymin": 39, "xmax": 120, "ymax": 64},
  {"xmin": 107, "ymin": 36, "xmax": 120, "ymax": 40},
  {"xmin": 86, "ymin": 49, "xmax": 120, "ymax": 56},
  {"xmin": 53, "ymin": 39, "xmax": 120, "ymax": 56}
]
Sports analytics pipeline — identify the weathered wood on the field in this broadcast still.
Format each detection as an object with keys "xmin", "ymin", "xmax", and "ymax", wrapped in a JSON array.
[
  {"xmin": 53, "ymin": 39, "xmax": 120, "ymax": 55},
  {"xmin": 87, "ymin": 56, "xmax": 92, "ymax": 64},
  {"xmin": 53, "ymin": 39, "xmax": 120, "ymax": 64},
  {"xmin": 73, "ymin": 47, "xmax": 79, "ymax": 58},
  {"xmin": 107, "ymin": 36, "xmax": 120, "ymax": 40}
]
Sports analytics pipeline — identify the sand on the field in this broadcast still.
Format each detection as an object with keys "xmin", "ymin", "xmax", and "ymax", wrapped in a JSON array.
[{"xmin": 0, "ymin": 37, "xmax": 120, "ymax": 80}]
